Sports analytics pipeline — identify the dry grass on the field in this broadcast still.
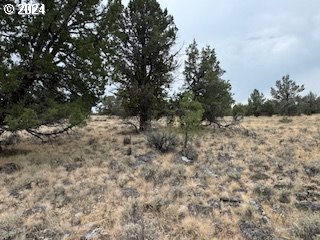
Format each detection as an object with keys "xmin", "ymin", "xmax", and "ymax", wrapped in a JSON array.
[{"xmin": 0, "ymin": 115, "xmax": 320, "ymax": 239}]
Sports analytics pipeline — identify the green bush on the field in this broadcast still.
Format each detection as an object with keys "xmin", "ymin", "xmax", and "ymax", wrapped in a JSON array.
[
  {"xmin": 232, "ymin": 103, "xmax": 248, "ymax": 117},
  {"xmin": 253, "ymin": 184, "xmax": 273, "ymax": 201},
  {"xmin": 147, "ymin": 131, "xmax": 178, "ymax": 153}
]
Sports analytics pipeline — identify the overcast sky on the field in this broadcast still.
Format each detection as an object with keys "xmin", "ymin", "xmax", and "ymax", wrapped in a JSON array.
[{"xmin": 120, "ymin": 0, "xmax": 320, "ymax": 102}]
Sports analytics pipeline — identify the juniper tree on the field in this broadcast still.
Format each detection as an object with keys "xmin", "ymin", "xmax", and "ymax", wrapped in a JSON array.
[
  {"xmin": 0, "ymin": 0, "xmax": 120, "ymax": 136},
  {"xmin": 298, "ymin": 92, "xmax": 320, "ymax": 115},
  {"xmin": 247, "ymin": 89, "xmax": 265, "ymax": 117},
  {"xmin": 183, "ymin": 40, "xmax": 233, "ymax": 123},
  {"xmin": 113, "ymin": 0, "xmax": 178, "ymax": 131},
  {"xmin": 271, "ymin": 75, "xmax": 305, "ymax": 116},
  {"xmin": 262, "ymin": 100, "xmax": 276, "ymax": 116}
]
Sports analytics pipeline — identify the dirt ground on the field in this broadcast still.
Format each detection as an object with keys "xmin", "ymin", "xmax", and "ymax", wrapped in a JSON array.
[{"xmin": 0, "ymin": 115, "xmax": 319, "ymax": 239}]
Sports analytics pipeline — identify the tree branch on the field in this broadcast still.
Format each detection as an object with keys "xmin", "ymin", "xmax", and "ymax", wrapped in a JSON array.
[
  {"xmin": 123, "ymin": 121, "xmax": 139, "ymax": 133},
  {"xmin": 26, "ymin": 125, "xmax": 73, "ymax": 141}
]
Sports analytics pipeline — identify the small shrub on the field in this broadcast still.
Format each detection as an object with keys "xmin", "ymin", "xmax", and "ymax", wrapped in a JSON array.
[
  {"xmin": 279, "ymin": 117, "xmax": 293, "ymax": 123},
  {"xmin": 304, "ymin": 161, "xmax": 320, "ymax": 177},
  {"xmin": 123, "ymin": 136, "xmax": 131, "ymax": 145},
  {"xmin": 125, "ymin": 147, "xmax": 132, "ymax": 156},
  {"xmin": 181, "ymin": 144, "xmax": 199, "ymax": 161},
  {"xmin": 239, "ymin": 220, "xmax": 274, "ymax": 240},
  {"xmin": 144, "ymin": 195, "xmax": 170, "ymax": 213},
  {"xmin": 147, "ymin": 131, "xmax": 178, "ymax": 153},
  {"xmin": 277, "ymin": 146, "xmax": 295, "ymax": 162},
  {"xmin": 0, "ymin": 215, "xmax": 22, "ymax": 240},
  {"xmin": 87, "ymin": 138, "xmax": 97, "ymax": 145},
  {"xmin": 249, "ymin": 157, "xmax": 269, "ymax": 171},
  {"xmin": 140, "ymin": 165, "xmax": 158, "ymax": 182},
  {"xmin": 121, "ymin": 199, "xmax": 143, "ymax": 225},
  {"xmin": 278, "ymin": 191, "xmax": 291, "ymax": 204},
  {"xmin": 250, "ymin": 171, "xmax": 269, "ymax": 181},
  {"xmin": 4, "ymin": 133, "xmax": 21, "ymax": 145},
  {"xmin": 228, "ymin": 172, "xmax": 241, "ymax": 181},
  {"xmin": 242, "ymin": 206, "xmax": 256, "ymax": 221},
  {"xmin": 291, "ymin": 214, "xmax": 320, "ymax": 240},
  {"xmin": 120, "ymin": 224, "xmax": 144, "ymax": 240},
  {"xmin": 254, "ymin": 184, "xmax": 273, "ymax": 201}
]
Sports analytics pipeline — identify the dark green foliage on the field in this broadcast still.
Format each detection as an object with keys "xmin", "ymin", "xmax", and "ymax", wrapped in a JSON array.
[
  {"xmin": 298, "ymin": 92, "xmax": 320, "ymax": 115},
  {"xmin": 165, "ymin": 93, "xmax": 185, "ymax": 125},
  {"xmin": 184, "ymin": 40, "xmax": 234, "ymax": 123},
  {"xmin": 271, "ymin": 75, "xmax": 305, "ymax": 116},
  {"xmin": 0, "ymin": 0, "xmax": 120, "ymax": 132},
  {"xmin": 147, "ymin": 131, "xmax": 178, "ymax": 153},
  {"xmin": 247, "ymin": 89, "xmax": 265, "ymax": 117},
  {"xmin": 113, "ymin": 0, "xmax": 178, "ymax": 131},
  {"xmin": 178, "ymin": 92, "xmax": 204, "ymax": 149},
  {"xmin": 232, "ymin": 103, "xmax": 248, "ymax": 117},
  {"xmin": 200, "ymin": 72, "xmax": 233, "ymax": 122},
  {"xmin": 261, "ymin": 100, "xmax": 276, "ymax": 116},
  {"xmin": 98, "ymin": 95, "xmax": 124, "ymax": 116}
]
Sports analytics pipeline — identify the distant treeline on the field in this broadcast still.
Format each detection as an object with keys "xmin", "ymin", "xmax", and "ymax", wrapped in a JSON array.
[
  {"xmin": 98, "ymin": 74, "xmax": 320, "ymax": 119},
  {"xmin": 233, "ymin": 75, "xmax": 320, "ymax": 117}
]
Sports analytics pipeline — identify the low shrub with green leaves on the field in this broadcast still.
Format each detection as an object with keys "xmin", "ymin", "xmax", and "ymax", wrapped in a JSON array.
[{"xmin": 147, "ymin": 131, "xmax": 178, "ymax": 153}]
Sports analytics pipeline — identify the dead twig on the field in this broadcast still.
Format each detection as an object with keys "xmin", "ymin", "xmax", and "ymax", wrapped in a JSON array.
[{"xmin": 212, "ymin": 118, "xmax": 242, "ymax": 129}]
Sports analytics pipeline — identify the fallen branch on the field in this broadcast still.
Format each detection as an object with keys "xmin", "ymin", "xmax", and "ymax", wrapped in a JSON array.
[{"xmin": 212, "ymin": 119, "xmax": 241, "ymax": 128}]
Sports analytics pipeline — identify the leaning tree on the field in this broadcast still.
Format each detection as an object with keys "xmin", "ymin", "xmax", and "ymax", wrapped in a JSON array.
[
  {"xmin": 0, "ymin": 0, "xmax": 120, "ymax": 139},
  {"xmin": 113, "ymin": 0, "xmax": 178, "ymax": 131}
]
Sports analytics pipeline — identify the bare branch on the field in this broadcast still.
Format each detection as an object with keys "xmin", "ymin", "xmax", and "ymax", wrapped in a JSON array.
[
  {"xmin": 212, "ymin": 116, "xmax": 243, "ymax": 129},
  {"xmin": 123, "ymin": 121, "xmax": 139, "ymax": 133},
  {"xmin": 26, "ymin": 125, "xmax": 73, "ymax": 141}
]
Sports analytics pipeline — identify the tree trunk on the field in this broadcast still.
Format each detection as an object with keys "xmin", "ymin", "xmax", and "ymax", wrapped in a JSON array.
[
  {"xmin": 184, "ymin": 130, "xmax": 188, "ymax": 150},
  {"xmin": 139, "ymin": 113, "xmax": 151, "ymax": 132}
]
